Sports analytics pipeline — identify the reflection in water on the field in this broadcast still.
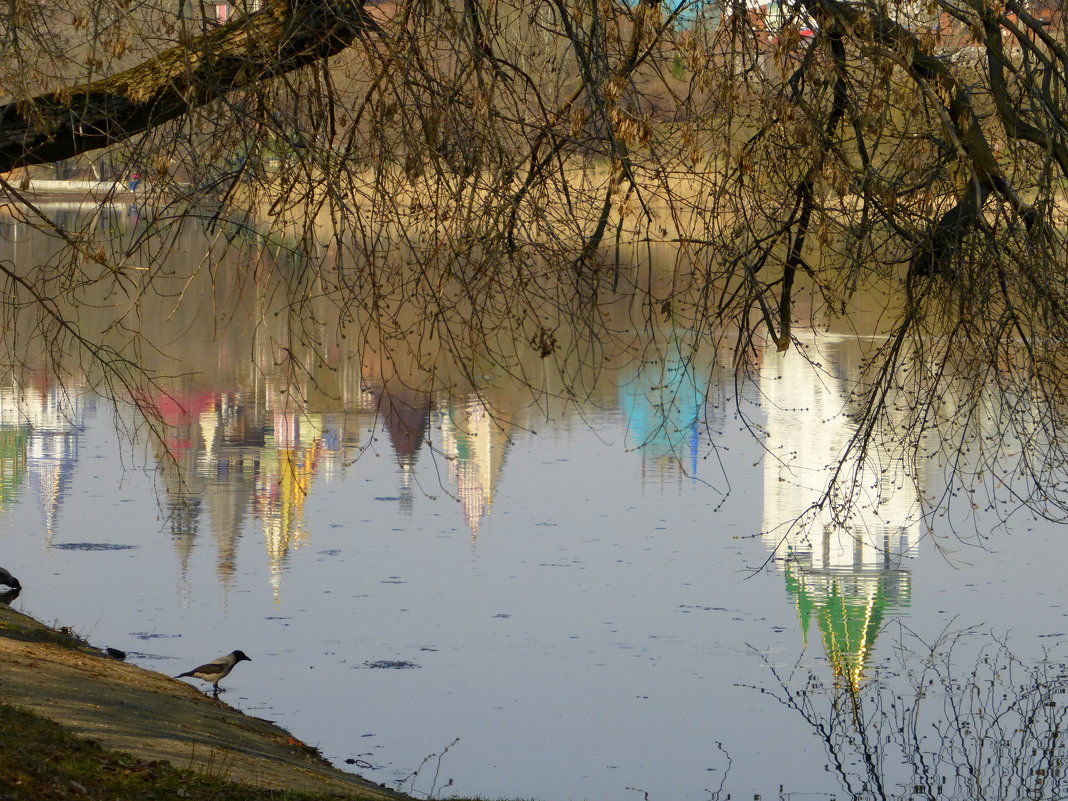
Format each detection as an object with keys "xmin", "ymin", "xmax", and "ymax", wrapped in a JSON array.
[
  {"xmin": 436, "ymin": 395, "xmax": 512, "ymax": 539},
  {"xmin": 0, "ymin": 203, "xmax": 738, "ymax": 586},
  {"xmin": 6, "ymin": 207, "xmax": 1063, "ymax": 800},
  {"xmin": 0, "ymin": 379, "xmax": 85, "ymax": 544},
  {"xmin": 369, "ymin": 385, "xmax": 432, "ymax": 515},
  {"xmin": 0, "ymin": 328, "xmax": 715, "ymax": 596},
  {"xmin": 152, "ymin": 386, "xmax": 374, "ymax": 602},
  {"xmin": 0, "ymin": 396, "xmax": 30, "ymax": 516},
  {"xmin": 762, "ymin": 338, "xmax": 919, "ymax": 689},
  {"xmin": 3, "ymin": 328, "xmax": 916, "ymax": 677},
  {"xmin": 766, "ymin": 631, "xmax": 1068, "ymax": 800},
  {"xmin": 154, "ymin": 382, "xmax": 517, "ymax": 568},
  {"xmin": 618, "ymin": 331, "xmax": 708, "ymax": 484},
  {"xmin": 255, "ymin": 411, "xmax": 321, "ymax": 601}
]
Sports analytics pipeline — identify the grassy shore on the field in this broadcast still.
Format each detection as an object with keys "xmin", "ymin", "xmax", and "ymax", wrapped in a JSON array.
[
  {"xmin": 0, "ymin": 702, "xmax": 373, "ymax": 801},
  {"xmin": 0, "ymin": 603, "xmax": 411, "ymax": 801}
]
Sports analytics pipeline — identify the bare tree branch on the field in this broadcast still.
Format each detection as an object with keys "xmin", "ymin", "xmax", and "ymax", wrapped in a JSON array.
[{"xmin": 0, "ymin": 0, "xmax": 378, "ymax": 173}]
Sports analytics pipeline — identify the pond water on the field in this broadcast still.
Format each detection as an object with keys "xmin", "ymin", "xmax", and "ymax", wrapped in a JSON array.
[{"xmin": 0, "ymin": 203, "xmax": 1066, "ymax": 800}]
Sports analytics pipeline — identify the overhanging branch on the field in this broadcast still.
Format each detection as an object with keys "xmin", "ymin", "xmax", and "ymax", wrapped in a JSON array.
[{"xmin": 0, "ymin": 0, "xmax": 378, "ymax": 173}]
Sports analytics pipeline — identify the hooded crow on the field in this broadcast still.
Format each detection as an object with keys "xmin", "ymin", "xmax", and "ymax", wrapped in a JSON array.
[
  {"xmin": 0, "ymin": 567, "xmax": 20, "ymax": 590},
  {"xmin": 177, "ymin": 650, "xmax": 251, "ymax": 693}
]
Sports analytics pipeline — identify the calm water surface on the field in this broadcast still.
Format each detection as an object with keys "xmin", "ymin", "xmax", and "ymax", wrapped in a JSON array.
[{"xmin": 0, "ymin": 205, "xmax": 1066, "ymax": 800}]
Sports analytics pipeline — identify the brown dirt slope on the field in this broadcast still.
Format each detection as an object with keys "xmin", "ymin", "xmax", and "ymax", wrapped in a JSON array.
[{"xmin": 0, "ymin": 604, "xmax": 405, "ymax": 799}]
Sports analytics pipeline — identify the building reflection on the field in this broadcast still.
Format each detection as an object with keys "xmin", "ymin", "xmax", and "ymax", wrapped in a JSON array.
[
  {"xmin": 0, "ymin": 378, "xmax": 84, "ymax": 543},
  {"xmin": 26, "ymin": 384, "xmax": 83, "ymax": 545},
  {"xmin": 0, "ymin": 321, "xmax": 921, "ymax": 648},
  {"xmin": 0, "ymin": 209, "xmax": 750, "ymax": 603},
  {"xmin": 370, "ymin": 385, "xmax": 433, "ymax": 516},
  {"xmin": 199, "ymin": 393, "xmax": 260, "ymax": 594},
  {"xmin": 151, "ymin": 383, "xmax": 373, "ymax": 603},
  {"xmin": 0, "ymin": 330, "xmax": 925, "ymax": 635},
  {"xmin": 0, "ymin": 341, "xmax": 724, "ymax": 597},
  {"xmin": 0, "ymin": 204, "xmax": 731, "ymax": 600},
  {"xmin": 255, "ymin": 409, "xmax": 324, "ymax": 602},
  {"xmin": 436, "ymin": 393, "xmax": 512, "ymax": 539},
  {"xmin": 761, "ymin": 337, "xmax": 919, "ymax": 690},
  {"xmin": 0, "ymin": 393, "xmax": 31, "ymax": 516},
  {"xmin": 617, "ymin": 331, "xmax": 709, "ymax": 485}
]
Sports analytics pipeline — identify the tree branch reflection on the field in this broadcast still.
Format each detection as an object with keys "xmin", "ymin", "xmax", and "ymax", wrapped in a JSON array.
[{"xmin": 758, "ymin": 630, "xmax": 1068, "ymax": 800}]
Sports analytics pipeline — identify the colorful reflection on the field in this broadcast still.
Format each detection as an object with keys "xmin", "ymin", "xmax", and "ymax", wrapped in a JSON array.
[
  {"xmin": 761, "ymin": 338, "xmax": 920, "ymax": 689},
  {"xmin": 436, "ymin": 394, "xmax": 512, "ymax": 539},
  {"xmin": 11, "ymin": 341, "xmax": 711, "ymax": 600},
  {"xmin": 618, "ymin": 331, "xmax": 708, "ymax": 484},
  {"xmin": 149, "ymin": 385, "xmax": 372, "ymax": 602}
]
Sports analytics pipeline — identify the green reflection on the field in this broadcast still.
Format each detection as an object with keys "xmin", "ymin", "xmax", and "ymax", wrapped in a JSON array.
[{"xmin": 784, "ymin": 537, "xmax": 912, "ymax": 690}]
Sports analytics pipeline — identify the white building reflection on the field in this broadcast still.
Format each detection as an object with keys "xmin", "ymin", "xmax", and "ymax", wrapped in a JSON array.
[
  {"xmin": 0, "ymin": 380, "xmax": 84, "ymax": 544},
  {"xmin": 761, "ymin": 337, "xmax": 920, "ymax": 689}
]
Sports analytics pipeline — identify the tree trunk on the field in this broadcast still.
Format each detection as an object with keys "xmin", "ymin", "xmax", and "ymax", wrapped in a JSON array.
[{"xmin": 0, "ymin": 0, "xmax": 376, "ymax": 174}]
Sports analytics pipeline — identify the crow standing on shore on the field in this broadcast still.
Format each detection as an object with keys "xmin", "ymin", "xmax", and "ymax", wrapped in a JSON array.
[{"xmin": 177, "ymin": 650, "xmax": 251, "ymax": 694}]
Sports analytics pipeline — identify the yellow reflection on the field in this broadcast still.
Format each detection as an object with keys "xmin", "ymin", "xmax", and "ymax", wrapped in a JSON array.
[{"xmin": 762, "ymin": 335, "xmax": 919, "ymax": 688}]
